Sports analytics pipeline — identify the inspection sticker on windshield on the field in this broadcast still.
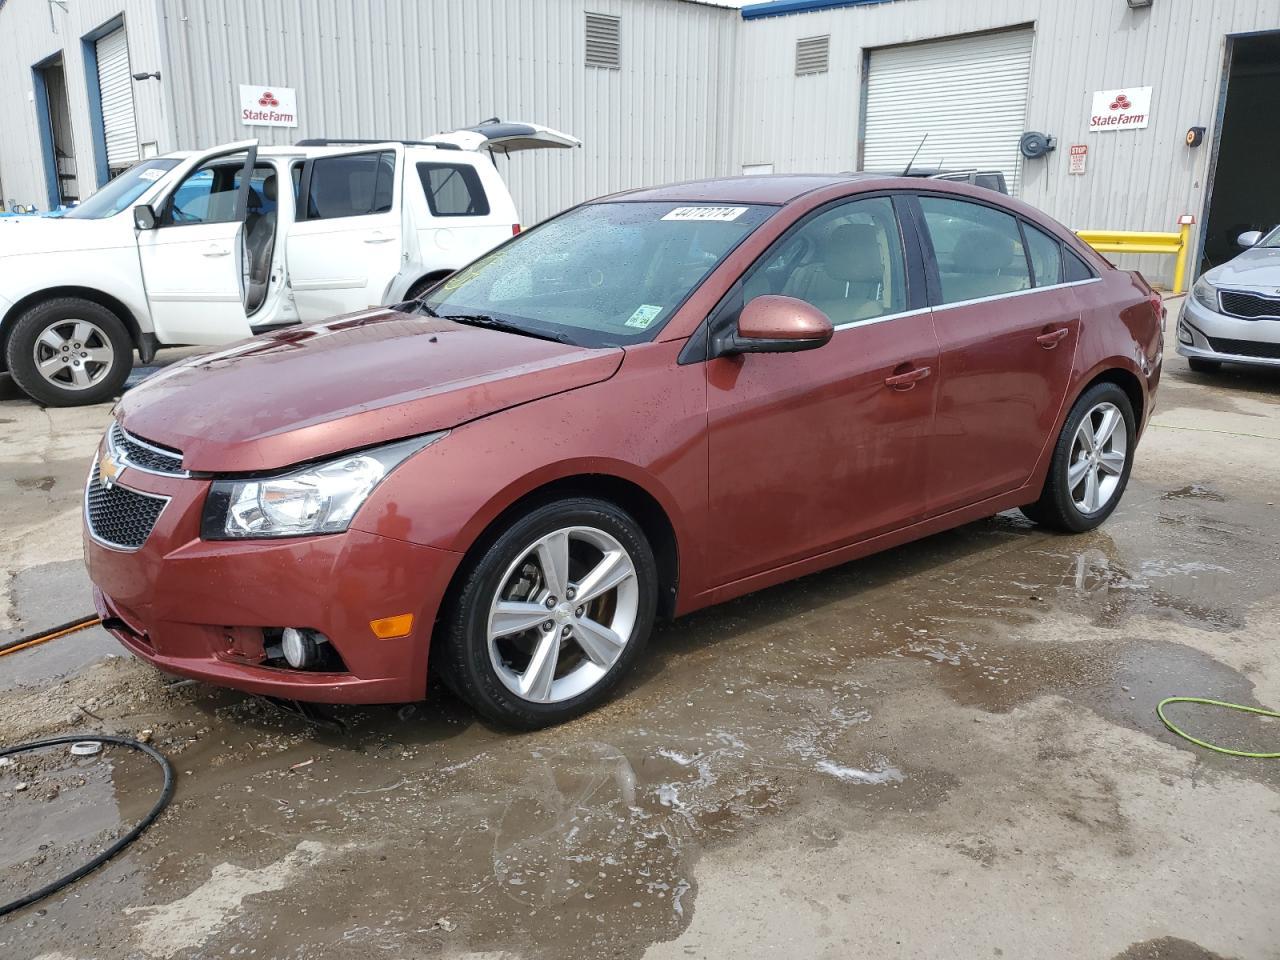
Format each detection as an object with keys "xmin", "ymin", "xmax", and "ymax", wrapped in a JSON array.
[
  {"xmin": 661, "ymin": 206, "xmax": 748, "ymax": 223},
  {"xmin": 138, "ymin": 168, "xmax": 166, "ymax": 182},
  {"xmin": 625, "ymin": 304, "xmax": 663, "ymax": 329}
]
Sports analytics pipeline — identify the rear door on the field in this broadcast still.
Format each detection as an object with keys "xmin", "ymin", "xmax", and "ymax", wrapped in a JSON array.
[
  {"xmin": 912, "ymin": 193, "xmax": 1081, "ymax": 514},
  {"xmin": 705, "ymin": 194, "xmax": 939, "ymax": 584},
  {"xmin": 137, "ymin": 143, "xmax": 256, "ymax": 345},
  {"xmin": 286, "ymin": 144, "xmax": 405, "ymax": 318}
]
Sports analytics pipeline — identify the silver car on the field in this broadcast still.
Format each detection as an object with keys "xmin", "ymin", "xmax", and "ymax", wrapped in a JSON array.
[{"xmin": 1177, "ymin": 228, "xmax": 1280, "ymax": 372}]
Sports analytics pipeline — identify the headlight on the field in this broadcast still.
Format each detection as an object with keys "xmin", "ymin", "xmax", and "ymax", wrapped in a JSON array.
[
  {"xmin": 201, "ymin": 432, "xmax": 445, "ymax": 539},
  {"xmin": 1192, "ymin": 276, "xmax": 1219, "ymax": 312}
]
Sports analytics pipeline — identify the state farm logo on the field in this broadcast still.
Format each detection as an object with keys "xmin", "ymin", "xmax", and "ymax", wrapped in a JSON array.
[
  {"xmin": 258, "ymin": 91, "xmax": 280, "ymax": 107},
  {"xmin": 1108, "ymin": 92, "xmax": 1132, "ymax": 112}
]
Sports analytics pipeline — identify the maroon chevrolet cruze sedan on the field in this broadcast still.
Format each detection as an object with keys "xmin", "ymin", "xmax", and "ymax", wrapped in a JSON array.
[{"xmin": 85, "ymin": 174, "xmax": 1163, "ymax": 727}]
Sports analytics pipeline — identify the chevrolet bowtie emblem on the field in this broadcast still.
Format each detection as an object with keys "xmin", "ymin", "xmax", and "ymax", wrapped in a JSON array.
[{"xmin": 100, "ymin": 453, "xmax": 123, "ymax": 489}]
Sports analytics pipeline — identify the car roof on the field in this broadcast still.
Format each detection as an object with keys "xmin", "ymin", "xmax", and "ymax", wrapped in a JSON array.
[{"xmin": 601, "ymin": 173, "xmax": 890, "ymax": 206}]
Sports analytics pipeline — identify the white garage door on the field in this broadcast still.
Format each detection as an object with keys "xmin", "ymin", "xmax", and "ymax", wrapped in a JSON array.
[
  {"xmin": 96, "ymin": 26, "xmax": 140, "ymax": 174},
  {"xmin": 863, "ymin": 29, "xmax": 1034, "ymax": 195}
]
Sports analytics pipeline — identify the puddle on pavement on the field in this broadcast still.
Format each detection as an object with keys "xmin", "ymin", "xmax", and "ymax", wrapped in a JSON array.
[{"xmin": 3, "ymin": 480, "xmax": 1277, "ymax": 957}]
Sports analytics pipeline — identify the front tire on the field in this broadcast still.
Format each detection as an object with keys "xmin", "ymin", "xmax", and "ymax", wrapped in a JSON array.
[
  {"xmin": 1020, "ymin": 382, "xmax": 1136, "ymax": 533},
  {"xmin": 1187, "ymin": 357, "xmax": 1221, "ymax": 374},
  {"xmin": 437, "ymin": 498, "xmax": 658, "ymax": 729},
  {"xmin": 5, "ymin": 298, "xmax": 133, "ymax": 407}
]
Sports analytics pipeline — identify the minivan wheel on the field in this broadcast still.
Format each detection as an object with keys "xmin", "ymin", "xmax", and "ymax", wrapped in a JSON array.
[
  {"xmin": 1020, "ymin": 382, "xmax": 1136, "ymax": 533},
  {"xmin": 438, "ymin": 498, "xmax": 658, "ymax": 729},
  {"xmin": 5, "ymin": 298, "xmax": 133, "ymax": 407}
]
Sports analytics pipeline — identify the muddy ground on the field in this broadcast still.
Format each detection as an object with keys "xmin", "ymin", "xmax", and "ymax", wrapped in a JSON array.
[{"xmin": 1, "ymin": 305, "xmax": 1278, "ymax": 959}]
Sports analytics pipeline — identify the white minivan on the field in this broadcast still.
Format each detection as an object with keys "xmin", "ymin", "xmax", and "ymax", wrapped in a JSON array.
[{"xmin": 0, "ymin": 122, "xmax": 578, "ymax": 405}]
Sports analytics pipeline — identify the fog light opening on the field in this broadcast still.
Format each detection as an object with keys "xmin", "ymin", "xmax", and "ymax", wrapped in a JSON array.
[{"xmin": 281, "ymin": 627, "xmax": 328, "ymax": 669}]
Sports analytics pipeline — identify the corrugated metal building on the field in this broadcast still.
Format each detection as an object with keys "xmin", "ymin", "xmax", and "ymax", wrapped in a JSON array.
[{"xmin": 2, "ymin": 0, "xmax": 1278, "ymax": 283}]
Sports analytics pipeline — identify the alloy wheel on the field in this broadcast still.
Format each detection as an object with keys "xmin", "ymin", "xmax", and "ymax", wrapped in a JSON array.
[
  {"xmin": 32, "ymin": 319, "xmax": 116, "ymax": 391},
  {"xmin": 1068, "ymin": 400, "xmax": 1128, "ymax": 514},
  {"xmin": 486, "ymin": 525, "xmax": 640, "ymax": 704}
]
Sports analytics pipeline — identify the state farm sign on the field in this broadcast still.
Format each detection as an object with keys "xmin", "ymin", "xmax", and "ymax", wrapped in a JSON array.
[
  {"xmin": 239, "ymin": 84, "xmax": 298, "ymax": 127},
  {"xmin": 1089, "ymin": 86, "xmax": 1152, "ymax": 132}
]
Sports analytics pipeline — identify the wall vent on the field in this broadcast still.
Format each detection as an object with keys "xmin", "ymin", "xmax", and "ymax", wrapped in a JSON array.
[
  {"xmin": 586, "ymin": 13, "xmax": 621, "ymax": 69},
  {"xmin": 795, "ymin": 35, "xmax": 830, "ymax": 76}
]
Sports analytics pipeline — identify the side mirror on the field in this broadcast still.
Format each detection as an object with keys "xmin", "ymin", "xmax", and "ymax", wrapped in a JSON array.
[
  {"xmin": 716, "ymin": 296, "xmax": 834, "ymax": 357},
  {"xmin": 133, "ymin": 204, "xmax": 158, "ymax": 231},
  {"xmin": 1237, "ymin": 230, "xmax": 1263, "ymax": 249}
]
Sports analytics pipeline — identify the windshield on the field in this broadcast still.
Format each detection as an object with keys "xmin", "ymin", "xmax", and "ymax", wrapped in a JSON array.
[
  {"xmin": 1259, "ymin": 225, "xmax": 1280, "ymax": 248},
  {"xmin": 63, "ymin": 158, "xmax": 181, "ymax": 220},
  {"xmin": 419, "ymin": 201, "xmax": 775, "ymax": 346}
]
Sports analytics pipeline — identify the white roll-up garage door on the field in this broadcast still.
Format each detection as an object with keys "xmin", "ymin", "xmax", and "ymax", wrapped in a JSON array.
[
  {"xmin": 95, "ymin": 26, "xmax": 139, "ymax": 173},
  {"xmin": 863, "ymin": 29, "xmax": 1034, "ymax": 195}
]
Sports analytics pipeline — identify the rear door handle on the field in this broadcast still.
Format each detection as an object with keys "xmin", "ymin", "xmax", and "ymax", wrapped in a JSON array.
[
  {"xmin": 884, "ymin": 365, "xmax": 932, "ymax": 391},
  {"xmin": 363, "ymin": 232, "xmax": 395, "ymax": 244},
  {"xmin": 1036, "ymin": 327, "xmax": 1070, "ymax": 349},
  {"xmin": 202, "ymin": 244, "xmax": 230, "ymax": 257}
]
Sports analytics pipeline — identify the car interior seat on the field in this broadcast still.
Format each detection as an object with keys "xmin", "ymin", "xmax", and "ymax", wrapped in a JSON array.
[
  {"xmin": 782, "ymin": 222, "xmax": 886, "ymax": 324},
  {"xmin": 945, "ymin": 228, "xmax": 1030, "ymax": 301},
  {"xmin": 243, "ymin": 174, "xmax": 277, "ymax": 316}
]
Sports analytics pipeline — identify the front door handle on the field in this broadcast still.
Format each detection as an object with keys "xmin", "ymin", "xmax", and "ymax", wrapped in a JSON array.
[
  {"xmin": 202, "ymin": 244, "xmax": 231, "ymax": 257},
  {"xmin": 363, "ymin": 232, "xmax": 395, "ymax": 244},
  {"xmin": 884, "ymin": 365, "xmax": 932, "ymax": 391},
  {"xmin": 1036, "ymin": 327, "xmax": 1070, "ymax": 349}
]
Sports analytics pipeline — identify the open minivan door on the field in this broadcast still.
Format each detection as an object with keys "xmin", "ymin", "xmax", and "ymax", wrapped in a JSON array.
[
  {"xmin": 135, "ymin": 141, "xmax": 259, "ymax": 345},
  {"xmin": 425, "ymin": 120, "xmax": 582, "ymax": 154},
  {"xmin": 286, "ymin": 142, "xmax": 406, "ymax": 318}
]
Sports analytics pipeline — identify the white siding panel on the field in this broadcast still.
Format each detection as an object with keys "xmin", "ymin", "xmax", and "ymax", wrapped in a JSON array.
[
  {"xmin": 96, "ymin": 26, "xmax": 140, "ymax": 170},
  {"xmin": 863, "ymin": 29, "xmax": 1033, "ymax": 193}
]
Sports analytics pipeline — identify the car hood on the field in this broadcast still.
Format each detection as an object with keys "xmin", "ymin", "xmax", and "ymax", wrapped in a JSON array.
[
  {"xmin": 0, "ymin": 216, "xmax": 125, "ymax": 257},
  {"xmin": 116, "ymin": 310, "xmax": 624, "ymax": 472},
  {"xmin": 1207, "ymin": 246, "xmax": 1280, "ymax": 290}
]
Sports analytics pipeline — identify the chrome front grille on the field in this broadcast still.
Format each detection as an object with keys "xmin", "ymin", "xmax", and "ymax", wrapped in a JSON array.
[
  {"xmin": 108, "ymin": 422, "xmax": 186, "ymax": 476},
  {"xmin": 85, "ymin": 462, "xmax": 169, "ymax": 550},
  {"xmin": 1219, "ymin": 290, "xmax": 1280, "ymax": 321}
]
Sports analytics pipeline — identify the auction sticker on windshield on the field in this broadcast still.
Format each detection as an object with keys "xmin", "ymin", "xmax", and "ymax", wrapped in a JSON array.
[
  {"xmin": 661, "ymin": 206, "xmax": 749, "ymax": 222},
  {"xmin": 138, "ymin": 168, "xmax": 167, "ymax": 182},
  {"xmin": 624, "ymin": 304, "xmax": 663, "ymax": 329}
]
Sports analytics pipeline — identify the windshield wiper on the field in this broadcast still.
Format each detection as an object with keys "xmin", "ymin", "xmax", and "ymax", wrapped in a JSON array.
[{"xmin": 438, "ymin": 313, "xmax": 574, "ymax": 345}]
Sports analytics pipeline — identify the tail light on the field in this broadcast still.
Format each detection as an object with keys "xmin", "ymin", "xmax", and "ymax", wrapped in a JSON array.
[{"xmin": 511, "ymin": 224, "xmax": 521, "ymax": 236}]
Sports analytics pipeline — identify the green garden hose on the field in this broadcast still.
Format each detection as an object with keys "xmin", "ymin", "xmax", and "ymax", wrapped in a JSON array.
[{"xmin": 1156, "ymin": 697, "xmax": 1280, "ymax": 759}]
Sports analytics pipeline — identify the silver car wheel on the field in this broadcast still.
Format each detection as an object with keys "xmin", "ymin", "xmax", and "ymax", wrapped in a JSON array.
[
  {"xmin": 32, "ymin": 319, "xmax": 116, "ymax": 391},
  {"xmin": 486, "ymin": 525, "xmax": 640, "ymax": 704},
  {"xmin": 1068, "ymin": 400, "xmax": 1128, "ymax": 514}
]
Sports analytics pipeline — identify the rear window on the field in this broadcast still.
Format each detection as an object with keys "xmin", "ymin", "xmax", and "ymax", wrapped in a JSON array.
[
  {"xmin": 417, "ymin": 162, "xmax": 490, "ymax": 217},
  {"xmin": 303, "ymin": 151, "xmax": 395, "ymax": 220}
]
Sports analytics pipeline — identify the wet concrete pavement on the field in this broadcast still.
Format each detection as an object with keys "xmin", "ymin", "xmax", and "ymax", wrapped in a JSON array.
[{"xmin": 1, "ymin": 315, "xmax": 1279, "ymax": 959}]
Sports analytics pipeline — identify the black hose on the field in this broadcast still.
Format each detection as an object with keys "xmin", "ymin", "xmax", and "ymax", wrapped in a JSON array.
[{"xmin": 0, "ymin": 735, "xmax": 175, "ymax": 918}]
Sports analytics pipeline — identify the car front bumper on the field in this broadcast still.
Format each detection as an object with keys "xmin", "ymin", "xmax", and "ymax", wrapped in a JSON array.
[
  {"xmin": 84, "ymin": 462, "xmax": 463, "ymax": 704},
  {"xmin": 1175, "ymin": 293, "xmax": 1280, "ymax": 368}
]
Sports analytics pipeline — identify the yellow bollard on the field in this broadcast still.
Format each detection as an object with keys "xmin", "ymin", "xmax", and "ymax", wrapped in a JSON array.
[{"xmin": 1172, "ymin": 220, "xmax": 1192, "ymax": 295}]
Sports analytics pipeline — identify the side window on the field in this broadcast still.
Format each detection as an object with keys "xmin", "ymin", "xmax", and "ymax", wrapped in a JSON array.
[
  {"xmin": 303, "ymin": 151, "xmax": 395, "ymax": 220},
  {"xmin": 919, "ymin": 196, "xmax": 1031, "ymax": 304},
  {"xmin": 1023, "ymin": 222, "xmax": 1064, "ymax": 287},
  {"xmin": 742, "ymin": 196, "xmax": 907, "ymax": 326},
  {"xmin": 1064, "ymin": 248, "xmax": 1096, "ymax": 282},
  {"xmin": 417, "ymin": 162, "xmax": 490, "ymax": 217},
  {"xmin": 165, "ymin": 157, "xmax": 245, "ymax": 225}
]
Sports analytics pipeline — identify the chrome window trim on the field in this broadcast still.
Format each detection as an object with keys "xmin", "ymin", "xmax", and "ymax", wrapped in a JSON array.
[
  {"xmin": 829, "ymin": 277, "xmax": 1102, "ymax": 332},
  {"xmin": 84, "ymin": 457, "xmax": 172, "ymax": 553},
  {"xmin": 108, "ymin": 422, "xmax": 189, "ymax": 478}
]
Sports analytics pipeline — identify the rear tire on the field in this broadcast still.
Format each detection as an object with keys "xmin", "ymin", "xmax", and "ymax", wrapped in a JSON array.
[
  {"xmin": 1020, "ymin": 382, "xmax": 1136, "ymax": 533},
  {"xmin": 437, "ymin": 497, "xmax": 658, "ymax": 729},
  {"xmin": 5, "ymin": 298, "xmax": 133, "ymax": 407},
  {"xmin": 1187, "ymin": 357, "xmax": 1221, "ymax": 374}
]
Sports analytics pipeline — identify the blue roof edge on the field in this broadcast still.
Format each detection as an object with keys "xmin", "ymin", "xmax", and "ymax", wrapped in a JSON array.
[{"xmin": 741, "ymin": 0, "xmax": 896, "ymax": 21}]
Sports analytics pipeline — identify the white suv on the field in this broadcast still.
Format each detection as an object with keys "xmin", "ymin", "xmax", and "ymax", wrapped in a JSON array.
[{"xmin": 0, "ymin": 122, "xmax": 578, "ymax": 405}]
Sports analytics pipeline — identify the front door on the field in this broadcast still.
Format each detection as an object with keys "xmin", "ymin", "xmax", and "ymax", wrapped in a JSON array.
[
  {"xmin": 137, "ymin": 143, "xmax": 257, "ymax": 345},
  {"xmin": 913, "ymin": 194, "xmax": 1081, "ymax": 514},
  {"xmin": 286, "ymin": 144, "xmax": 406, "ymax": 318},
  {"xmin": 706, "ymin": 195, "xmax": 939, "ymax": 585}
]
